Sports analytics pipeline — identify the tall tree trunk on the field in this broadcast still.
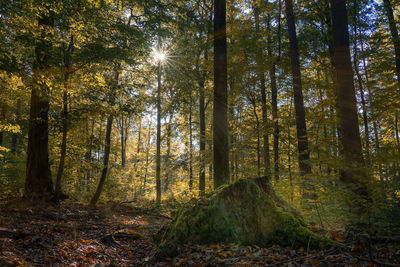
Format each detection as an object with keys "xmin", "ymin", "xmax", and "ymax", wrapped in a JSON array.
[
  {"xmin": 120, "ymin": 115, "xmax": 126, "ymax": 168},
  {"xmin": 284, "ymin": 0, "xmax": 312, "ymax": 179},
  {"xmin": 24, "ymin": 12, "xmax": 54, "ymax": 202},
  {"xmin": 142, "ymin": 123, "xmax": 151, "ymax": 194},
  {"xmin": 213, "ymin": 0, "xmax": 229, "ymax": 188},
  {"xmin": 156, "ymin": 61, "xmax": 162, "ymax": 206},
  {"xmin": 189, "ymin": 98, "xmax": 193, "ymax": 190},
  {"xmin": 251, "ymin": 97, "xmax": 261, "ymax": 176},
  {"xmin": 383, "ymin": 0, "xmax": 400, "ymax": 94},
  {"xmin": 90, "ymin": 115, "xmax": 113, "ymax": 205},
  {"xmin": 270, "ymin": 62, "xmax": 280, "ymax": 180},
  {"xmin": 267, "ymin": 0, "xmax": 282, "ymax": 181},
  {"xmin": 55, "ymin": 84, "xmax": 68, "ymax": 199},
  {"xmin": 85, "ymin": 116, "xmax": 92, "ymax": 191},
  {"xmin": 199, "ymin": 69, "xmax": 206, "ymax": 196},
  {"xmin": 253, "ymin": 3, "xmax": 271, "ymax": 179},
  {"xmin": 55, "ymin": 35, "xmax": 74, "ymax": 201},
  {"xmin": 359, "ymin": 40, "xmax": 382, "ymax": 179},
  {"xmin": 331, "ymin": 0, "xmax": 367, "ymax": 202},
  {"xmin": 164, "ymin": 115, "xmax": 172, "ymax": 193},
  {"xmin": 352, "ymin": 1, "xmax": 370, "ymax": 162}
]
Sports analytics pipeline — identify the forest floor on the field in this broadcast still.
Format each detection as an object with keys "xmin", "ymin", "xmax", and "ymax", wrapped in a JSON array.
[{"xmin": 0, "ymin": 199, "xmax": 399, "ymax": 266}]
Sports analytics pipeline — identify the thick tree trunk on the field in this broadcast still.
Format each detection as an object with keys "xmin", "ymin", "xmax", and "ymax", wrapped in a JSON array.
[
  {"xmin": 90, "ymin": 115, "xmax": 113, "ymax": 205},
  {"xmin": 284, "ymin": 0, "xmax": 312, "ymax": 178},
  {"xmin": 331, "ymin": 0, "xmax": 367, "ymax": 210},
  {"xmin": 213, "ymin": 0, "xmax": 229, "ymax": 188},
  {"xmin": 24, "ymin": 13, "xmax": 55, "ymax": 202}
]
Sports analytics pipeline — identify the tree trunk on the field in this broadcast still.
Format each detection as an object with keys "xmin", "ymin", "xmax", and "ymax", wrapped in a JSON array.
[
  {"xmin": 142, "ymin": 123, "xmax": 151, "ymax": 194},
  {"xmin": 55, "ymin": 35, "xmax": 74, "ymax": 201},
  {"xmin": 189, "ymin": 97, "xmax": 193, "ymax": 191},
  {"xmin": 213, "ymin": 0, "xmax": 229, "ymax": 188},
  {"xmin": 164, "ymin": 115, "xmax": 172, "ymax": 193},
  {"xmin": 383, "ymin": 0, "xmax": 400, "ymax": 94},
  {"xmin": 55, "ymin": 84, "xmax": 68, "ymax": 200},
  {"xmin": 85, "ymin": 116, "xmax": 92, "ymax": 191},
  {"xmin": 156, "ymin": 61, "xmax": 162, "ymax": 206},
  {"xmin": 120, "ymin": 115, "xmax": 126, "ymax": 168},
  {"xmin": 331, "ymin": 0, "xmax": 367, "ymax": 202},
  {"xmin": 284, "ymin": 0, "xmax": 312, "ymax": 179},
  {"xmin": 267, "ymin": 0, "xmax": 281, "ymax": 181},
  {"xmin": 270, "ymin": 62, "xmax": 280, "ymax": 180},
  {"xmin": 90, "ymin": 115, "xmax": 113, "ymax": 205},
  {"xmin": 253, "ymin": 3, "xmax": 271, "ymax": 179},
  {"xmin": 251, "ymin": 97, "xmax": 261, "ymax": 176},
  {"xmin": 199, "ymin": 70, "xmax": 206, "ymax": 196},
  {"xmin": 352, "ymin": 1, "xmax": 370, "ymax": 162},
  {"xmin": 24, "ymin": 12, "xmax": 55, "ymax": 202}
]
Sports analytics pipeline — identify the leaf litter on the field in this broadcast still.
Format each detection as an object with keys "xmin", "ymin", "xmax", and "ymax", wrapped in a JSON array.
[{"xmin": 0, "ymin": 199, "xmax": 399, "ymax": 266}]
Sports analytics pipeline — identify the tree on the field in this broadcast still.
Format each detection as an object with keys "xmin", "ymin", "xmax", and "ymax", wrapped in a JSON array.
[
  {"xmin": 213, "ymin": 0, "xmax": 229, "ymax": 188},
  {"xmin": 330, "ymin": 0, "xmax": 366, "ymax": 194},
  {"xmin": 90, "ymin": 70, "xmax": 119, "ymax": 206},
  {"xmin": 383, "ymin": 0, "xmax": 400, "ymax": 94},
  {"xmin": 253, "ymin": 2, "xmax": 271, "ymax": 179},
  {"xmin": 284, "ymin": 0, "xmax": 312, "ymax": 180},
  {"xmin": 55, "ymin": 35, "xmax": 74, "ymax": 201},
  {"xmin": 24, "ymin": 7, "xmax": 55, "ymax": 202}
]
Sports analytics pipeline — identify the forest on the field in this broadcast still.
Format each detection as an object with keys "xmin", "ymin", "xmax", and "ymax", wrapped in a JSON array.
[{"xmin": 0, "ymin": 0, "xmax": 400, "ymax": 265}]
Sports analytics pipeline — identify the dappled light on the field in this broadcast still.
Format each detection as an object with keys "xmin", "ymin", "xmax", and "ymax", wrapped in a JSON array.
[{"xmin": 0, "ymin": 0, "xmax": 399, "ymax": 265}]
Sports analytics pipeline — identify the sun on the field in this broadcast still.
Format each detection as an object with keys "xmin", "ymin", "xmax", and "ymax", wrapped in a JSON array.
[{"xmin": 152, "ymin": 48, "xmax": 167, "ymax": 64}]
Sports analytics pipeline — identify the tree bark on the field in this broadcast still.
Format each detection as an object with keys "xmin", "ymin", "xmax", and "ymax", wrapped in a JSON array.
[
  {"xmin": 55, "ymin": 35, "xmax": 74, "ymax": 201},
  {"xmin": 352, "ymin": 1, "xmax": 370, "ymax": 162},
  {"xmin": 24, "ymin": 12, "xmax": 55, "ymax": 202},
  {"xmin": 189, "ymin": 96, "xmax": 193, "ymax": 190},
  {"xmin": 383, "ymin": 0, "xmax": 400, "ymax": 94},
  {"xmin": 120, "ymin": 115, "xmax": 126, "ymax": 168},
  {"xmin": 284, "ymin": 0, "xmax": 312, "ymax": 178},
  {"xmin": 331, "ymin": 0, "xmax": 366, "ymax": 192},
  {"xmin": 90, "ymin": 115, "xmax": 113, "ymax": 205},
  {"xmin": 213, "ymin": 0, "xmax": 229, "ymax": 188}
]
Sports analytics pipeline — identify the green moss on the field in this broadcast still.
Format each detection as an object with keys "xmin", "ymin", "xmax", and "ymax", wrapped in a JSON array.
[{"xmin": 154, "ymin": 178, "xmax": 332, "ymax": 259}]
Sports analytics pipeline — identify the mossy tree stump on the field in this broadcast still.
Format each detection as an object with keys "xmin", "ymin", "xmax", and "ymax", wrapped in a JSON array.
[{"xmin": 154, "ymin": 178, "xmax": 332, "ymax": 258}]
